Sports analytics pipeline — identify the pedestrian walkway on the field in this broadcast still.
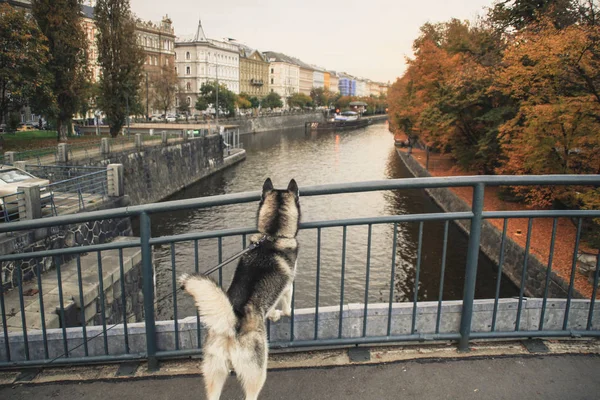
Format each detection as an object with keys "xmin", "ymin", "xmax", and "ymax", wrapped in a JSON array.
[{"xmin": 2, "ymin": 354, "xmax": 599, "ymax": 399}]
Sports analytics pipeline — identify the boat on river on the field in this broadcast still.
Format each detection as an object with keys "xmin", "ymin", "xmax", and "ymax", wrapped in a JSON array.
[{"xmin": 306, "ymin": 111, "xmax": 371, "ymax": 132}]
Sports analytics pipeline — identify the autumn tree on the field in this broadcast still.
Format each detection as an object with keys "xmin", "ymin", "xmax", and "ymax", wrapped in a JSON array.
[
  {"xmin": 310, "ymin": 87, "xmax": 337, "ymax": 107},
  {"xmin": 32, "ymin": 0, "xmax": 88, "ymax": 140},
  {"xmin": 0, "ymin": 5, "xmax": 50, "ymax": 129},
  {"xmin": 236, "ymin": 92, "xmax": 252, "ymax": 110},
  {"xmin": 152, "ymin": 65, "xmax": 178, "ymax": 116},
  {"xmin": 95, "ymin": 0, "xmax": 145, "ymax": 137},
  {"xmin": 488, "ymin": 0, "xmax": 580, "ymax": 30},
  {"xmin": 495, "ymin": 18, "xmax": 600, "ymax": 206}
]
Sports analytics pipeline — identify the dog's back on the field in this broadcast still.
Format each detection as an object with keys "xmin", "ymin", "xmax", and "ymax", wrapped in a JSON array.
[{"xmin": 180, "ymin": 178, "xmax": 300, "ymax": 400}]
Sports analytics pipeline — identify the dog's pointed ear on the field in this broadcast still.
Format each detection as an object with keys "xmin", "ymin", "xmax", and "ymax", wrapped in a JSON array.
[
  {"xmin": 287, "ymin": 179, "xmax": 299, "ymax": 199},
  {"xmin": 262, "ymin": 178, "xmax": 273, "ymax": 197}
]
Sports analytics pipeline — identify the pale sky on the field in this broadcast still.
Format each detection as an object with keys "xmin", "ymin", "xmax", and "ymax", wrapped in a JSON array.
[{"xmin": 130, "ymin": 0, "xmax": 495, "ymax": 83}]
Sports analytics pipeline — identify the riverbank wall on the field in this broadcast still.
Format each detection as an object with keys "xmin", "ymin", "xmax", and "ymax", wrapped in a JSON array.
[
  {"xmin": 68, "ymin": 135, "xmax": 246, "ymax": 205},
  {"xmin": 396, "ymin": 150, "xmax": 579, "ymax": 299}
]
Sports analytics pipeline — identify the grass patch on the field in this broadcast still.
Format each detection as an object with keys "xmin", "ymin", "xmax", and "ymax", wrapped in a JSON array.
[{"xmin": 1, "ymin": 130, "xmax": 104, "ymax": 152}]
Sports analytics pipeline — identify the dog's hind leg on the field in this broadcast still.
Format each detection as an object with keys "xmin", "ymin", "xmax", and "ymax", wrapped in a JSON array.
[
  {"xmin": 202, "ymin": 336, "xmax": 230, "ymax": 400},
  {"xmin": 232, "ymin": 333, "xmax": 268, "ymax": 400}
]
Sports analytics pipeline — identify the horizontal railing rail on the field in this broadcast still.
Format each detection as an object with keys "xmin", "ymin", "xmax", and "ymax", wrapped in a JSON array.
[
  {"xmin": 41, "ymin": 169, "xmax": 109, "ymax": 217},
  {"xmin": 0, "ymin": 175, "xmax": 598, "ymax": 370}
]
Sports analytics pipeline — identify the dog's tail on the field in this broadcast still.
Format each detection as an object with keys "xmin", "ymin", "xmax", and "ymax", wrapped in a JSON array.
[{"xmin": 179, "ymin": 273, "xmax": 236, "ymax": 337}]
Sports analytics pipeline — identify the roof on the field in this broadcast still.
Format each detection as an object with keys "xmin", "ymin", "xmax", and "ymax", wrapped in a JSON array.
[{"xmin": 263, "ymin": 51, "xmax": 297, "ymax": 64}]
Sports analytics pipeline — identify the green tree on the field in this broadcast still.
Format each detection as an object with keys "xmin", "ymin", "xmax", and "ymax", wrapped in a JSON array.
[
  {"xmin": 488, "ymin": 0, "xmax": 579, "ymax": 30},
  {"xmin": 78, "ymin": 81, "xmax": 100, "ymax": 123},
  {"xmin": 310, "ymin": 87, "xmax": 338, "ymax": 107},
  {"xmin": 95, "ymin": 0, "xmax": 145, "ymax": 137},
  {"xmin": 152, "ymin": 65, "xmax": 178, "ymax": 117},
  {"xmin": 249, "ymin": 96, "xmax": 260, "ymax": 109},
  {"xmin": 32, "ymin": 0, "xmax": 88, "ymax": 141},
  {"xmin": 261, "ymin": 92, "xmax": 283, "ymax": 109},
  {"xmin": 0, "ymin": 4, "xmax": 50, "ymax": 128},
  {"xmin": 287, "ymin": 92, "xmax": 313, "ymax": 108},
  {"xmin": 196, "ymin": 81, "xmax": 237, "ymax": 117}
]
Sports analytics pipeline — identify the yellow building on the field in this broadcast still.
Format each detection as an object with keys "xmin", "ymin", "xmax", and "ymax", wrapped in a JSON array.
[
  {"xmin": 324, "ymin": 71, "xmax": 331, "ymax": 91},
  {"xmin": 238, "ymin": 46, "xmax": 269, "ymax": 98}
]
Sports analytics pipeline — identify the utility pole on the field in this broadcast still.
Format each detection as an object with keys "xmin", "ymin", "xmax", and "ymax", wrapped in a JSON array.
[
  {"xmin": 215, "ymin": 57, "xmax": 219, "ymax": 130},
  {"xmin": 146, "ymin": 72, "xmax": 149, "ymax": 121}
]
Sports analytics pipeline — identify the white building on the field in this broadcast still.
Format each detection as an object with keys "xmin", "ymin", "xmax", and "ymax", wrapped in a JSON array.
[
  {"xmin": 312, "ymin": 66, "xmax": 325, "ymax": 90},
  {"xmin": 175, "ymin": 21, "xmax": 240, "ymax": 112},
  {"xmin": 264, "ymin": 52, "xmax": 300, "ymax": 107},
  {"xmin": 356, "ymin": 79, "xmax": 369, "ymax": 97}
]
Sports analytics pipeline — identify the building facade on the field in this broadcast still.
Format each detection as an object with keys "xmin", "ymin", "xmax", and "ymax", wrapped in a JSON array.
[
  {"xmin": 175, "ymin": 21, "xmax": 240, "ymax": 112},
  {"xmin": 137, "ymin": 16, "xmax": 176, "ymax": 78},
  {"xmin": 238, "ymin": 46, "xmax": 269, "ymax": 98},
  {"xmin": 81, "ymin": 4, "xmax": 100, "ymax": 83},
  {"xmin": 339, "ymin": 75, "xmax": 356, "ymax": 96},
  {"xmin": 312, "ymin": 66, "xmax": 325, "ymax": 90},
  {"xmin": 328, "ymin": 71, "xmax": 339, "ymax": 94},
  {"xmin": 264, "ymin": 52, "xmax": 300, "ymax": 107},
  {"xmin": 356, "ymin": 79, "xmax": 368, "ymax": 97}
]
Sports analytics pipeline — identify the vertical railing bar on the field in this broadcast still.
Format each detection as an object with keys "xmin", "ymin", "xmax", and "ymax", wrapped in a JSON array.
[
  {"xmin": 563, "ymin": 218, "xmax": 582, "ymax": 331},
  {"xmin": 140, "ymin": 212, "xmax": 158, "ymax": 371},
  {"xmin": 75, "ymin": 255, "xmax": 89, "ymax": 356},
  {"xmin": 217, "ymin": 237, "xmax": 223, "ymax": 287},
  {"xmin": 586, "ymin": 253, "xmax": 600, "ymax": 331},
  {"xmin": 540, "ymin": 218, "xmax": 558, "ymax": 331},
  {"xmin": 56, "ymin": 257, "xmax": 69, "ymax": 358},
  {"xmin": 194, "ymin": 239, "xmax": 201, "ymax": 348},
  {"xmin": 16, "ymin": 265, "xmax": 29, "ymax": 360},
  {"xmin": 435, "ymin": 220, "xmax": 449, "ymax": 334},
  {"xmin": 0, "ymin": 260, "xmax": 9, "ymax": 361},
  {"xmin": 170, "ymin": 243, "xmax": 179, "ymax": 350},
  {"xmin": 0, "ymin": 263, "xmax": 10, "ymax": 361},
  {"xmin": 314, "ymin": 228, "xmax": 322, "ymax": 340},
  {"xmin": 118, "ymin": 248, "xmax": 129, "ymax": 354},
  {"xmin": 290, "ymin": 278, "xmax": 296, "ymax": 342},
  {"xmin": 242, "ymin": 234, "xmax": 247, "ymax": 249},
  {"xmin": 96, "ymin": 252, "xmax": 109, "ymax": 355},
  {"xmin": 491, "ymin": 218, "xmax": 508, "ymax": 332},
  {"xmin": 459, "ymin": 183, "xmax": 484, "ymax": 351},
  {"xmin": 387, "ymin": 223, "xmax": 398, "ymax": 336},
  {"xmin": 36, "ymin": 259, "xmax": 49, "ymax": 359},
  {"xmin": 411, "ymin": 221, "xmax": 424, "ymax": 335},
  {"xmin": 362, "ymin": 224, "xmax": 373, "ymax": 338},
  {"xmin": 516, "ymin": 218, "xmax": 533, "ymax": 331},
  {"xmin": 338, "ymin": 226, "xmax": 347, "ymax": 339}
]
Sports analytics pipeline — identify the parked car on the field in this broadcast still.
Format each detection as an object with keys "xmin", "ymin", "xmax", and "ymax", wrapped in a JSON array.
[
  {"xmin": 0, "ymin": 167, "xmax": 52, "ymax": 220},
  {"xmin": 150, "ymin": 114, "xmax": 164, "ymax": 122},
  {"xmin": 165, "ymin": 114, "xmax": 177, "ymax": 123},
  {"xmin": 17, "ymin": 123, "xmax": 36, "ymax": 132}
]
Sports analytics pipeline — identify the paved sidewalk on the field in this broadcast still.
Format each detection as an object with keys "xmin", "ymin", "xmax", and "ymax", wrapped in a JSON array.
[{"xmin": 2, "ymin": 354, "xmax": 599, "ymax": 399}]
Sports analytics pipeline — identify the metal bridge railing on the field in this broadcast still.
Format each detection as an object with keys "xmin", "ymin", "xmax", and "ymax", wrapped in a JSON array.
[
  {"xmin": 41, "ymin": 169, "xmax": 109, "ymax": 217},
  {"xmin": 0, "ymin": 175, "xmax": 598, "ymax": 369}
]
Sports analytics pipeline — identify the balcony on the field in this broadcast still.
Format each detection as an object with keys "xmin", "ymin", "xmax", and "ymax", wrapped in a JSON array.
[{"xmin": 250, "ymin": 78, "xmax": 264, "ymax": 86}]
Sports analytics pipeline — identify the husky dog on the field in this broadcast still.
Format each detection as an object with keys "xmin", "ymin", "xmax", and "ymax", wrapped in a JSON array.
[{"xmin": 179, "ymin": 178, "xmax": 300, "ymax": 400}]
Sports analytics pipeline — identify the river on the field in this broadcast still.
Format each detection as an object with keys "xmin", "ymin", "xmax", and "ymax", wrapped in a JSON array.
[{"xmin": 140, "ymin": 122, "xmax": 518, "ymax": 320}]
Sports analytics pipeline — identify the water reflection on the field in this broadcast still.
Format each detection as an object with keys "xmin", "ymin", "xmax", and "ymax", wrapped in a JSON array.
[{"xmin": 136, "ymin": 124, "xmax": 518, "ymax": 320}]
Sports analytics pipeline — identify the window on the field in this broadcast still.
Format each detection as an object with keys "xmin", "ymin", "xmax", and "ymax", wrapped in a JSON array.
[
  {"xmin": 271, "ymin": 78, "xmax": 274, "ymax": 84},
  {"xmin": 186, "ymin": 82, "xmax": 191, "ymax": 91},
  {"xmin": 271, "ymin": 68, "xmax": 274, "ymax": 74},
  {"xmin": 186, "ymin": 51, "xmax": 191, "ymax": 60},
  {"xmin": 144, "ymin": 37, "xmax": 148, "ymax": 47},
  {"xmin": 175, "ymin": 97, "xmax": 179, "ymax": 107},
  {"xmin": 186, "ymin": 66, "xmax": 191, "ymax": 75},
  {"xmin": 186, "ymin": 97, "xmax": 191, "ymax": 105}
]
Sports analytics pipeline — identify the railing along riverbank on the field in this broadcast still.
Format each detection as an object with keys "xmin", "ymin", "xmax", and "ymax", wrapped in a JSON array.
[{"xmin": 0, "ymin": 175, "xmax": 598, "ymax": 370}]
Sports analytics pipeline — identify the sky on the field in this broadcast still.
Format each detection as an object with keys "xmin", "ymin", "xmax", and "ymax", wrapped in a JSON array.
[{"xmin": 129, "ymin": 0, "xmax": 496, "ymax": 84}]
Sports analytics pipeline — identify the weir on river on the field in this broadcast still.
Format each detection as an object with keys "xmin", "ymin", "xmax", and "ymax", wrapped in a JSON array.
[{"xmin": 141, "ymin": 123, "xmax": 518, "ymax": 320}]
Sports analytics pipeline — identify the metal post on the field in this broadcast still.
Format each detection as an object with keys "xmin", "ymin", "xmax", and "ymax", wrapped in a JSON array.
[
  {"xmin": 146, "ymin": 72, "xmax": 149, "ymax": 121},
  {"xmin": 459, "ymin": 182, "xmax": 484, "ymax": 351},
  {"xmin": 215, "ymin": 58, "xmax": 219, "ymax": 128},
  {"xmin": 140, "ymin": 212, "xmax": 158, "ymax": 371}
]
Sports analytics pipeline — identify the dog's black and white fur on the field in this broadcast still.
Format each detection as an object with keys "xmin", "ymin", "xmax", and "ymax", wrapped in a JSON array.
[{"xmin": 179, "ymin": 178, "xmax": 300, "ymax": 400}]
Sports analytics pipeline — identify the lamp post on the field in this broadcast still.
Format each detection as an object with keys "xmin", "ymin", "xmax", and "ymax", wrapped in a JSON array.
[{"xmin": 146, "ymin": 72, "xmax": 149, "ymax": 121}]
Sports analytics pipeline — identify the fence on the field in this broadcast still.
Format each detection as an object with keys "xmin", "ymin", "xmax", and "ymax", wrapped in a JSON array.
[
  {"xmin": 24, "ymin": 165, "xmax": 107, "ymax": 183},
  {"xmin": 0, "ymin": 175, "xmax": 599, "ymax": 369},
  {"xmin": 41, "ymin": 170, "xmax": 109, "ymax": 217},
  {"xmin": 0, "ymin": 191, "xmax": 23, "ymax": 223}
]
